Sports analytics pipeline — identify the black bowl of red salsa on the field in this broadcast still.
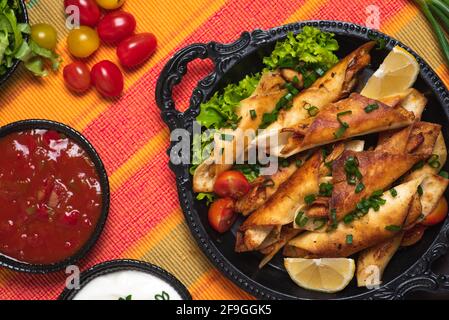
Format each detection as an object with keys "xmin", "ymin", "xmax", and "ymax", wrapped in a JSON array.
[{"xmin": 0, "ymin": 120, "xmax": 109, "ymax": 273}]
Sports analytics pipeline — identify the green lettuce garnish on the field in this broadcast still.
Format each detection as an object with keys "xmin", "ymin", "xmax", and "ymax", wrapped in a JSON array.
[
  {"xmin": 263, "ymin": 26, "xmax": 339, "ymax": 70},
  {"xmin": 0, "ymin": 0, "xmax": 60, "ymax": 77},
  {"xmin": 196, "ymin": 74, "xmax": 261, "ymax": 129},
  {"xmin": 0, "ymin": 0, "xmax": 26, "ymax": 75}
]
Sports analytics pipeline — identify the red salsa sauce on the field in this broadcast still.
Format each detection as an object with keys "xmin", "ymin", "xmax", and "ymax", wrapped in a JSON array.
[{"xmin": 0, "ymin": 129, "xmax": 103, "ymax": 264}]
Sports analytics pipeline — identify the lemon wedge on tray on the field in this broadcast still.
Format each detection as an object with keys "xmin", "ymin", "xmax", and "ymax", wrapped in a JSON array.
[
  {"xmin": 284, "ymin": 258, "xmax": 355, "ymax": 293},
  {"xmin": 361, "ymin": 45, "xmax": 419, "ymax": 99}
]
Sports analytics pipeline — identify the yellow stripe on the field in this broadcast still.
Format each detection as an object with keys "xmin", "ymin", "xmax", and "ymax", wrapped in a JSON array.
[
  {"xmin": 122, "ymin": 208, "xmax": 184, "ymax": 259},
  {"xmin": 381, "ymin": 3, "xmax": 419, "ymax": 35},
  {"xmin": 189, "ymin": 269, "xmax": 255, "ymax": 300},
  {"xmin": 284, "ymin": 0, "xmax": 328, "ymax": 23},
  {"xmin": 109, "ymin": 129, "xmax": 170, "ymax": 192}
]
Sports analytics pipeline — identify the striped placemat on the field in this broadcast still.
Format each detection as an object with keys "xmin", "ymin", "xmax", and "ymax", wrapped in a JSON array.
[{"xmin": 0, "ymin": 0, "xmax": 447, "ymax": 300}]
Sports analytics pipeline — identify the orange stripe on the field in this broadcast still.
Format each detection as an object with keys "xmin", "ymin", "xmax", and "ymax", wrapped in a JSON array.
[
  {"xmin": 109, "ymin": 129, "xmax": 169, "ymax": 192},
  {"xmin": 284, "ymin": 0, "xmax": 329, "ymax": 23},
  {"xmin": 189, "ymin": 269, "xmax": 255, "ymax": 300},
  {"xmin": 121, "ymin": 208, "xmax": 184, "ymax": 259}
]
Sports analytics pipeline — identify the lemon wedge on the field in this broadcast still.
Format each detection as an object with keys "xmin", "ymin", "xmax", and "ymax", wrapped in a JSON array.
[
  {"xmin": 361, "ymin": 45, "xmax": 419, "ymax": 99},
  {"xmin": 284, "ymin": 258, "xmax": 355, "ymax": 293}
]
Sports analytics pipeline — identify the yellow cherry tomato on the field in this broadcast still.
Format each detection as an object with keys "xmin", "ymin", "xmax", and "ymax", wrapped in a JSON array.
[
  {"xmin": 96, "ymin": 0, "xmax": 126, "ymax": 10},
  {"xmin": 31, "ymin": 23, "xmax": 57, "ymax": 50},
  {"xmin": 66, "ymin": 26, "xmax": 100, "ymax": 58}
]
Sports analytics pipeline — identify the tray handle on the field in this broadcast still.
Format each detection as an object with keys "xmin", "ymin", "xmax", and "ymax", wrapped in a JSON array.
[
  {"xmin": 370, "ymin": 224, "xmax": 449, "ymax": 299},
  {"xmin": 155, "ymin": 42, "xmax": 221, "ymax": 131}
]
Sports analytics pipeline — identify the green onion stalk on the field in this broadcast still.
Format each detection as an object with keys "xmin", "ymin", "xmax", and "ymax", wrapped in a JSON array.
[{"xmin": 413, "ymin": 0, "xmax": 449, "ymax": 65}]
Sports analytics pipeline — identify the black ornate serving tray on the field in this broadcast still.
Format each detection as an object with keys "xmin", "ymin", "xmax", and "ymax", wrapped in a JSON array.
[{"xmin": 156, "ymin": 20, "xmax": 449, "ymax": 300}]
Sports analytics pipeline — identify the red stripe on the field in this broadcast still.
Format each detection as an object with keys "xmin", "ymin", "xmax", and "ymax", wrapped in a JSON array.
[
  {"xmin": 312, "ymin": 0, "xmax": 408, "ymax": 26},
  {"xmin": 82, "ymin": 0, "xmax": 306, "ymax": 173}
]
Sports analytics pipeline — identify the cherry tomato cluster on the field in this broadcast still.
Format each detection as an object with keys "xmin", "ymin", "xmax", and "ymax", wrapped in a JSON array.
[
  {"xmin": 63, "ymin": 0, "xmax": 157, "ymax": 98},
  {"xmin": 208, "ymin": 171, "xmax": 251, "ymax": 233}
]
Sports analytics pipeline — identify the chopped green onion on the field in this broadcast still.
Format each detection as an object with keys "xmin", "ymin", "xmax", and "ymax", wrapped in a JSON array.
[
  {"xmin": 418, "ymin": 185, "xmax": 424, "ymax": 196},
  {"xmin": 428, "ymin": 154, "xmax": 441, "ymax": 168},
  {"xmin": 364, "ymin": 103, "xmax": 379, "ymax": 113},
  {"xmin": 250, "ymin": 109, "xmax": 257, "ymax": 120},
  {"xmin": 304, "ymin": 194, "xmax": 316, "ymax": 205},
  {"xmin": 371, "ymin": 190, "xmax": 383, "ymax": 197},
  {"xmin": 346, "ymin": 234, "xmax": 353, "ymax": 244},
  {"xmin": 390, "ymin": 188, "xmax": 398, "ymax": 197},
  {"xmin": 439, "ymin": 170, "xmax": 449, "ymax": 179},
  {"xmin": 295, "ymin": 159, "xmax": 303, "ymax": 168},
  {"xmin": 313, "ymin": 218, "xmax": 327, "ymax": 230},
  {"xmin": 303, "ymin": 104, "xmax": 319, "ymax": 117},
  {"xmin": 385, "ymin": 225, "xmax": 402, "ymax": 232},
  {"xmin": 355, "ymin": 182, "xmax": 365, "ymax": 194},
  {"xmin": 281, "ymin": 159, "xmax": 290, "ymax": 168},
  {"xmin": 295, "ymin": 211, "xmax": 309, "ymax": 228},
  {"xmin": 319, "ymin": 182, "xmax": 334, "ymax": 197},
  {"xmin": 315, "ymin": 67, "xmax": 325, "ymax": 76},
  {"xmin": 343, "ymin": 214, "xmax": 355, "ymax": 224},
  {"xmin": 292, "ymin": 75, "xmax": 300, "ymax": 84},
  {"xmin": 412, "ymin": 160, "xmax": 425, "ymax": 171}
]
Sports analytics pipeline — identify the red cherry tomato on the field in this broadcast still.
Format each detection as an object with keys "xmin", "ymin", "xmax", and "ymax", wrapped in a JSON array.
[
  {"xmin": 64, "ymin": 0, "xmax": 101, "ymax": 27},
  {"xmin": 63, "ymin": 62, "xmax": 91, "ymax": 93},
  {"xmin": 208, "ymin": 198, "xmax": 237, "ymax": 233},
  {"xmin": 422, "ymin": 197, "xmax": 448, "ymax": 226},
  {"xmin": 117, "ymin": 33, "xmax": 157, "ymax": 68},
  {"xmin": 213, "ymin": 170, "xmax": 251, "ymax": 199},
  {"xmin": 91, "ymin": 60, "xmax": 124, "ymax": 98},
  {"xmin": 97, "ymin": 11, "xmax": 136, "ymax": 43}
]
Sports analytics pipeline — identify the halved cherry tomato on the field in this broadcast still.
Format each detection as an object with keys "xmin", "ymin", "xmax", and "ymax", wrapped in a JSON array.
[
  {"xmin": 208, "ymin": 198, "xmax": 237, "ymax": 233},
  {"xmin": 31, "ymin": 23, "xmax": 57, "ymax": 50},
  {"xmin": 96, "ymin": 0, "xmax": 125, "ymax": 10},
  {"xmin": 91, "ymin": 60, "xmax": 124, "ymax": 98},
  {"xmin": 97, "ymin": 11, "xmax": 136, "ymax": 43},
  {"xmin": 422, "ymin": 197, "xmax": 448, "ymax": 226},
  {"xmin": 64, "ymin": 0, "xmax": 101, "ymax": 27},
  {"xmin": 117, "ymin": 33, "xmax": 157, "ymax": 68},
  {"xmin": 63, "ymin": 62, "xmax": 91, "ymax": 93},
  {"xmin": 214, "ymin": 170, "xmax": 250, "ymax": 199},
  {"xmin": 67, "ymin": 26, "xmax": 100, "ymax": 58},
  {"xmin": 401, "ymin": 224, "xmax": 427, "ymax": 247}
]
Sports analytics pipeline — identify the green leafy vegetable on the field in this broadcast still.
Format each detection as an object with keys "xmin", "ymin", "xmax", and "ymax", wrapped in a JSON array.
[
  {"xmin": 233, "ymin": 163, "xmax": 260, "ymax": 182},
  {"xmin": 0, "ymin": 0, "xmax": 60, "ymax": 76},
  {"xmin": 196, "ymin": 192, "xmax": 216, "ymax": 205},
  {"xmin": 196, "ymin": 74, "xmax": 261, "ymax": 129},
  {"xmin": 263, "ymin": 26, "xmax": 339, "ymax": 71}
]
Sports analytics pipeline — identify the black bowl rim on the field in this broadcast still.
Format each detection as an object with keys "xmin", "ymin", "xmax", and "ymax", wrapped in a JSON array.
[
  {"xmin": 0, "ymin": 0, "xmax": 29, "ymax": 87},
  {"xmin": 156, "ymin": 20, "xmax": 449, "ymax": 300},
  {"xmin": 58, "ymin": 259, "xmax": 192, "ymax": 300},
  {"xmin": 0, "ymin": 119, "xmax": 110, "ymax": 273}
]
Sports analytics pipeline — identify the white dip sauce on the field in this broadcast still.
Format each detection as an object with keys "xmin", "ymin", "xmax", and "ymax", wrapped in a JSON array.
[{"xmin": 73, "ymin": 270, "xmax": 183, "ymax": 300}]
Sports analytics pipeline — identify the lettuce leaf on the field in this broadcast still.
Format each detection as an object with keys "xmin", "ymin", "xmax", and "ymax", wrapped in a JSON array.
[
  {"xmin": 0, "ymin": 0, "xmax": 60, "ymax": 77},
  {"xmin": 196, "ymin": 74, "xmax": 261, "ymax": 129},
  {"xmin": 263, "ymin": 26, "xmax": 339, "ymax": 70}
]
